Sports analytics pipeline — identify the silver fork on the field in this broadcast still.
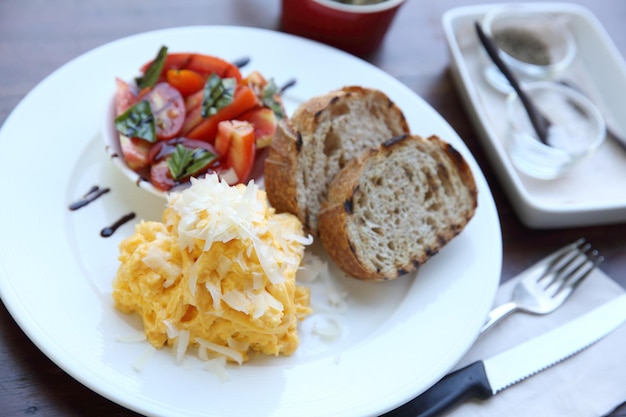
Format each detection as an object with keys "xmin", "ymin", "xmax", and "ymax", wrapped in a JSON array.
[{"xmin": 481, "ymin": 238, "xmax": 604, "ymax": 334}]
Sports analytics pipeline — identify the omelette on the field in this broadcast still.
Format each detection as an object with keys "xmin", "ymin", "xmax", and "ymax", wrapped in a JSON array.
[{"xmin": 113, "ymin": 174, "xmax": 312, "ymax": 364}]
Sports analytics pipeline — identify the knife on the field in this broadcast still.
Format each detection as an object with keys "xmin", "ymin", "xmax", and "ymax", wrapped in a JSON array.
[{"xmin": 382, "ymin": 293, "xmax": 626, "ymax": 417}]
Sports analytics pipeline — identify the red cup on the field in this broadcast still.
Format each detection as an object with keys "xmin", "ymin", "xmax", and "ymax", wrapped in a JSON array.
[{"xmin": 280, "ymin": 0, "xmax": 406, "ymax": 56}]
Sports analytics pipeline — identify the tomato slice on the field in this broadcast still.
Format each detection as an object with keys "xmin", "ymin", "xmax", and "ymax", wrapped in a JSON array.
[
  {"xmin": 119, "ymin": 135, "xmax": 152, "ymax": 171},
  {"xmin": 184, "ymin": 89, "xmax": 204, "ymax": 110},
  {"xmin": 237, "ymin": 107, "xmax": 277, "ymax": 148},
  {"xmin": 142, "ymin": 83, "xmax": 185, "ymax": 140},
  {"xmin": 166, "ymin": 69, "xmax": 206, "ymax": 96},
  {"xmin": 141, "ymin": 53, "xmax": 242, "ymax": 83},
  {"xmin": 214, "ymin": 120, "xmax": 256, "ymax": 183},
  {"xmin": 182, "ymin": 54, "xmax": 242, "ymax": 81},
  {"xmin": 150, "ymin": 159, "xmax": 176, "ymax": 192},
  {"xmin": 183, "ymin": 85, "xmax": 259, "ymax": 142},
  {"xmin": 114, "ymin": 78, "xmax": 137, "ymax": 115}
]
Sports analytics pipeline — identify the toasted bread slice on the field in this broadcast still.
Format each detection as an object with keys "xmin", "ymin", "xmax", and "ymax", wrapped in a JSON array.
[
  {"xmin": 318, "ymin": 134, "xmax": 478, "ymax": 281},
  {"xmin": 264, "ymin": 86, "xmax": 409, "ymax": 236}
]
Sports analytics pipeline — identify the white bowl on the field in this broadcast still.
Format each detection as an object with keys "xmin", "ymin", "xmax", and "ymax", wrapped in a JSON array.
[
  {"xmin": 102, "ymin": 95, "xmax": 270, "ymax": 198},
  {"xmin": 102, "ymin": 97, "xmax": 170, "ymax": 199},
  {"xmin": 481, "ymin": 5, "xmax": 577, "ymax": 93},
  {"xmin": 505, "ymin": 81, "xmax": 606, "ymax": 180}
]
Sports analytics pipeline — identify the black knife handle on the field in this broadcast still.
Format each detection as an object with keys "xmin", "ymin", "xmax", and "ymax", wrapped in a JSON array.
[{"xmin": 381, "ymin": 361, "xmax": 493, "ymax": 417}]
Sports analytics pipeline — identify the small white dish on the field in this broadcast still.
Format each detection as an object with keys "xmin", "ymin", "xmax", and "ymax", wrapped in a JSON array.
[
  {"xmin": 443, "ymin": 3, "xmax": 626, "ymax": 228},
  {"xmin": 102, "ymin": 88, "xmax": 268, "ymax": 199},
  {"xmin": 480, "ymin": 5, "xmax": 576, "ymax": 93},
  {"xmin": 505, "ymin": 81, "xmax": 605, "ymax": 180},
  {"xmin": 102, "ymin": 98, "xmax": 169, "ymax": 199}
]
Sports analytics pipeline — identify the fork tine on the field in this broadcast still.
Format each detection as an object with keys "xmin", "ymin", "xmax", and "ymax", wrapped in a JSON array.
[
  {"xmin": 552, "ymin": 247, "xmax": 604, "ymax": 296},
  {"xmin": 539, "ymin": 239, "xmax": 587, "ymax": 288},
  {"xmin": 480, "ymin": 238, "xmax": 603, "ymax": 334}
]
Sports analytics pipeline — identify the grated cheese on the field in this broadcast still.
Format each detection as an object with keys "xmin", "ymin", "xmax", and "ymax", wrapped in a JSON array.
[
  {"xmin": 204, "ymin": 356, "xmax": 230, "ymax": 382},
  {"xmin": 132, "ymin": 344, "xmax": 157, "ymax": 372},
  {"xmin": 196, "ymin": 338, "xmax": 244, "ymax": 365},
  {"xmin": 142, "ymin": 243, "xmax": 181, "ymax": 288},
  {"xmin": 173, "ymin": 329, "xmax": 190, "ymax": 364},
  {"xmin": 115, "ymin": 330, "xmax": 148, "ymax": 344},
  {"xmin": 167, "ymin": 175, "xmax": 304, "ymax": 285},
  {"xmin": 312, "ymin": 315, "xmax": 343, "ymax": 341},
  {"xmin": 113, "ymin": 174, "xmax": 313, "ymax": 366}
]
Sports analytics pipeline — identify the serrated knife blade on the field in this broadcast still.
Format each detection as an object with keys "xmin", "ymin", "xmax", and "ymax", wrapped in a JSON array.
[{"xmin": 384, "ymin": 293, "xmax": 626, "ymax": 417}]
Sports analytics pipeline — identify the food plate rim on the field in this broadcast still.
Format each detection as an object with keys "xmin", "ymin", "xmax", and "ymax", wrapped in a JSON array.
[{"xmin": 0, "ymin": 25, "xmax": 502, "ymax": 417}]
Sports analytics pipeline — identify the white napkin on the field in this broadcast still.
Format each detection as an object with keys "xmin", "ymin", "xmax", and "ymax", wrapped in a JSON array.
[{"xmin": 443, "ymin": 268, "xmax": 626, "ymax": 417}]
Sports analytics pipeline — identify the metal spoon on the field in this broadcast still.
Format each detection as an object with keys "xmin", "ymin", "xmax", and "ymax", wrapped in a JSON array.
[{"xmin": 475, "ymin": 22, "xmax": 552, "ymax": 144}]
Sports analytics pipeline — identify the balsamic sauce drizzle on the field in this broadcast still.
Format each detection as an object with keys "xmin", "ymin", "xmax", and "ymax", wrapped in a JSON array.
[
  {"xmin": 69, "ymin": 185, "xmax": 136, "ymax": 237},
  {"xmin": 101, "ymin": 212, "xmax": 136, "ymax": 238},
  {"xmin": 69, "ymin": 185, "xmax": 110, "ymax": 210}
]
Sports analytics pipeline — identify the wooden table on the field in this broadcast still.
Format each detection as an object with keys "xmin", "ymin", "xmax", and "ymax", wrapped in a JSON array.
[{"xmin": 1, "ymin": 0, "xmax": 625, "ymax": 415}]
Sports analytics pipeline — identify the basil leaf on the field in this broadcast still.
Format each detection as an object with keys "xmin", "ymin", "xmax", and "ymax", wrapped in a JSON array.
[
  {"xmin": 261, "ymin": 78, "xmax": 285, "ymax": 119},
  {"xmin": 167, "ymin": 144, "xmax": 217, "ymax": 181},
  {"xmin": 201, "ymin": 74, "xmax": 236, "ymax": 118},
  {"xmin": 114, "ymin": 100, "xmax": 156, "ymax": 143},
  {"xmin": 135, "ymin": 45, "xmax": 168, "ymax": 90}
]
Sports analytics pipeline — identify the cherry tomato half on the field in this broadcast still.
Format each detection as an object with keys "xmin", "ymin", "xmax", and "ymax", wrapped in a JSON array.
[
  {"xmin": 141, "ymin": 82, "xmax": 185, "ymax": 140},
  {"xmin": 166, "ymin": 69, "xmax": 206, "ymax": 97},
  {"xmin": 140, "ymin": 53, "xmax": 242, "ymax": 83},
  {"xmin": 148, "ymin": 137, "xmax": 221, "ymax": 191}
]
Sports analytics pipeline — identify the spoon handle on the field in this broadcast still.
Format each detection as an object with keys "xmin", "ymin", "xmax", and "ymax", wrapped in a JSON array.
[{"xmin": 474, "ymin": 22, "xmax": 551, "ymax": 144}]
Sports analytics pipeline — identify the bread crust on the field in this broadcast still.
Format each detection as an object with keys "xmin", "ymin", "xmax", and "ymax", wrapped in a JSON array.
[
  {"xmin": 318, "ymin": 134, "xmax": 478, "ymax": 281},
  {"xmin": 318, "ymin": 148, "xmax": 380, "ymax": 280},
  {"xmin": 291, "ymin": 86, "xmax": 408, "ymax": 139},
  {"xmin": 264, "ymin": 86, "xmax": 409, "ymax": 236},
  {"xmin": 264, "ymin": 119, "xmax": 306, "ymax": 225}
]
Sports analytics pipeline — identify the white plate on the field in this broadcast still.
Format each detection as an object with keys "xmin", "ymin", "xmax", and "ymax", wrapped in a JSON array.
[
  {"xmin": 443, "ymin": 3, "xmax": 626, "ymax": 229},
  {"xmin": 0, "ymin": 26, "xmax": 501, "ymax": 417}
]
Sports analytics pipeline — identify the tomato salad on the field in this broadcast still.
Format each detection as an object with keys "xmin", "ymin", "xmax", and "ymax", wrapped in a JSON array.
[{"xmin": 113, "ymin": 46, "xmax": 286, "ymax": 192}]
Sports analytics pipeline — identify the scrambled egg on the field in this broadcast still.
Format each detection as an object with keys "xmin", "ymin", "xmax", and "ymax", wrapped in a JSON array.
[{"xmin": 113, "ymin": 174, "xmax": 312, "ymax": 364}]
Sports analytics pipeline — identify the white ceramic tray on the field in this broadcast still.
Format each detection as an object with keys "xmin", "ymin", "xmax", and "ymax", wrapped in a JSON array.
[{"xmin": 443, "ymin": 3, "xmax": 626, "ymax": 228}]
